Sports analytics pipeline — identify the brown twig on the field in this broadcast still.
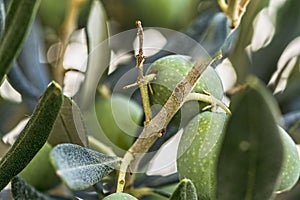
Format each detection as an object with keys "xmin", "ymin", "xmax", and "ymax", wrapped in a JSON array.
[
  {"xmin": 117, "ymin": 54, "xmax": 214, "ymax": 192},
  {"xmin": 54, "ymin": 0, "xmax": 86, "ymax": 85},
  {"xmin": 218, "ymin": 0, "xmax": 251, "ymax": 29},
  {"xmin": 123, "ymin": 21, "xmax": 154, "ymax": 124}
]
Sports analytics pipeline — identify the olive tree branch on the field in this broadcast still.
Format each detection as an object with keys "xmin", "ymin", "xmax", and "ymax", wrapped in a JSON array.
[
  {"xmin": 124, "ymin": 21, "xmax": 154, "ymax": 125},
  {"xmin": 117, "ymin": 54, "xmax": 215, "ymax": 192},
  {"xmin": 218, "ymin": 0, "xmax": 251, "ymax": 29},
  {"xmin": 54, "ymin": 0, "xmax": 86, "ymax": 85}
]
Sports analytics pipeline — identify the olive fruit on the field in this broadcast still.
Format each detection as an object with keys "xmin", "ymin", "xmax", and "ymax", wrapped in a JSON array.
[
  {"xmin": 276, "ymin": 126, "xmax": 300, "ymax": 192},
  {"xmin": 103, "ymin": 192, "xmax": 138, "ymax": 200},
  {"xmin": 101, "ymin": 0, "xmax": 199, "ymax": 30},
  {"xmin": 177, "ymin": 111, "xmax": 228, "ymax": 199},
  {"xmin": 94, "ymin": 94, "xmax": 143, "ymax": 156},
  {"xmin": 146, "ymin": 55, "xmax": 223, "ymax": 127},
  {"xmin": 19, "ymin": 142, "xmax": 60, "ymax": 191},
  {"xmin": 177, "ymin": 111, "xmax": 300, "ymax": 198}
]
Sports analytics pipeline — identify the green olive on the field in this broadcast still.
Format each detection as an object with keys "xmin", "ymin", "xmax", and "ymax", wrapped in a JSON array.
[
  {"xmin": 146, "ymin": 55, "xmax": 223, "ymax": 127},
  {"xmin": 101, "ymin": 0, "xmax": 199, "ymax": 30},
  {"xmin": 177, "ymin": 111, "xmax": 228, "ymax": 199},
  {"xmin": 19, "ymin": 142, "xmax": 60, "ymax": 191},
  {"xmin": 177, "ymin": 111, "xmax": 300, "ymax": 198},
  {"xmin": 94, "ymin": 94, "xmax": 143, "ymax": 156},
  {"xmin": 103, "ymin": 192, "xmax": 138, "ymax": 200},
  {"xmin": 276, "ymin": 126, "xmax": 300, "ymax": 192}
]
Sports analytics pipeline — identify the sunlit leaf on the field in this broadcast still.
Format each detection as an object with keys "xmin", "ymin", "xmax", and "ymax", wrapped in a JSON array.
[
  {"xmin": 169, "ymin": 179, "xmax": 197, "ymax": 200},
  {"xmin": 216, "ymin": 77, "xmax": 284, "ymax": 200},
  {"xmin": 50, "ymin": 143, "xmax": 120, "ymax": 190},
  {"xmin": 0, "ymin": 82, "xmax": 63, "ymax": 190},
  {"xmin": 76, "ymin": 0, "xmax": 109, "ymax": 111}
]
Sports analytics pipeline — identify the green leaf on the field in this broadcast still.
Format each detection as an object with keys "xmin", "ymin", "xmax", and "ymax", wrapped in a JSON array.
[
  {"xmin": 0, "ymin": 82, "xmax": 63, "ymax": 191},
  {"xmin": 48, "ymin": 96, "xmax": 88, "ymax": 147},
  {"xmin": 0, "ymin": 0, "xmax": 41, "ymax": 83},
  {"xmin": 50, "ymin": 143, "xmax": 120, "ymax": 190},
  {"xmin": 169, "ymin": 179, "xmax": 198, "ymax": 200},
  {"xmin": 216, "ymin": 77, "xmax": 284, "ymax": 200},
  {"xmin": 11, "ymin": 176, "xmax": 54, "ymax": 200}
]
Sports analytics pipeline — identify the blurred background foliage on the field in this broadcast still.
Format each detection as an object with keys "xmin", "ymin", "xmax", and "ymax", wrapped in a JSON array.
[{"xmin": 0, "ymin": 0, "xmax": 300, "ymax": 199}]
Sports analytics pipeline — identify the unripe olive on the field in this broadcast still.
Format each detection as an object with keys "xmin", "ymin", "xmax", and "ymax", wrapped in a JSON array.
[
  {"xmin": 101, "ymin": 0, "xmax": 199, "ymax": 30},
  {"xmin": 94, "ymin": 94, "xmax": 143, "ymax": 156},
  {"xmin": 177, "ymin": 111, "xmax": 300, "ymax": 198},
  {"xmin": 19, "ymin": 142, "xmax": 60, "ymax": 191},
  {"xmin": 103, "ymin": 192, "xmax": 138, "ymax": 200},
  {"xmin": 146, "ymin": 55, "xmax": 223, "ymax": 127},
  {"xmin": 276, "ymin": 126, "xmax": 300, "ymax": 192},
  {"xmin": 177, "ymin": 111, "xmax": 227, "ymax": 199}
]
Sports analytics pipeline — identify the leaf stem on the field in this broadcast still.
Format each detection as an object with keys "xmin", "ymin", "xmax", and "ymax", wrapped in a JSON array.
[
  {"xmin": 87, "ymin": 136, "xmax": 116, "ymax": 157},
  {"xmin": 185, "ymin": 92, "xmax": 231, "ymax": 115},
  {"xmin": 218, "ymin": 0, "xmax": 251, "ymax": 29},
  {"xmin": 217, "ymin": 0, "xmax": 229, "ymax": 13}
]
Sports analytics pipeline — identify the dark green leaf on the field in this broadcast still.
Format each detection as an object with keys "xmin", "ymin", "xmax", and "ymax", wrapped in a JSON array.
[
  {"xmin": 11, "ymin": 176, "xmax": 54, "ymax": 200},
  {"xmin": 169, "ymin": 179, "xmax": 198, "ymax": 200},
  {"xmin": 0, "ymin": 0, "xmax": 41, "ymax": 83},
  {"xmin": 48, "ymin": 96, "xmax": 88, "ymax": 147},
  {"xmin": 216, "ymin": 77, "xmax": 284, "ymax": 200},
  {"xmin": 134, "ymin": 173, "xmax": 179, "ymax": 188},
  {"xmin": 0, "ymin": 82, "xmax": 63, "ymax": 191},
  {"xmin": 50, "ymin": 143, "xmax": 120, "ymax": 190}
]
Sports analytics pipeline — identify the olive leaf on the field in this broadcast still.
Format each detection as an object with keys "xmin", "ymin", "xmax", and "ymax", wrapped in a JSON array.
[
  {"xmin": 0, "ymin": 82, "xmax": 63, "ymax": 191},
  {"xmin": 11, "ymin": 176, "xmax": 55, "ymax": 200},
  {"xmin": 50, "ymin": 143, "xmax": 120, "ymax": 190},
  {"xmin": 169, "ymin": 179, "xmax": 198, "ymax": 200},
  {"xmin": 48, "ymin": 96, "xmax": 88, "ymax": 147},
  {"xmin": 216, "ymin": 77, "xmax": 284, "ymax": 200},
  {"xmin": 0, "ymin": 0, "xmax": 41, "ymax": 83}
]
